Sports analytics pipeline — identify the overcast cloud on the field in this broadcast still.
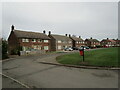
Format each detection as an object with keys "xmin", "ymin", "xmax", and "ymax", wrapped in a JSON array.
[{"xmin": 2, "ymin": 2, "xmax": 118, "ymax": 40}]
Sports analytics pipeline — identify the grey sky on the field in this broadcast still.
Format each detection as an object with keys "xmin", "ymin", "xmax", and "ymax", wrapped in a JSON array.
[{"xmin": 2, "ymin": 2, "xmax": 118, "ymax": 40}]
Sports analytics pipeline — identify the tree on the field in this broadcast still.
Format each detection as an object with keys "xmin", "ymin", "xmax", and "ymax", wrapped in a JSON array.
[{"xmin": 2, "ymin": 39, "xmax": 8, "ymax": 59}]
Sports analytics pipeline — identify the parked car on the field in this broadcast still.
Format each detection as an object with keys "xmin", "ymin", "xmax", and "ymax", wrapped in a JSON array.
[
  {"xmin": 64, "ymin": 47, "xmax": 73, "ymax": 51},
  {"xmin": 72, "ymin": 47, "xmax": 79, "ymax": 50},
  {"xmin": 79, "ymin": 46, "xmax": 90, "ymax": 50}
]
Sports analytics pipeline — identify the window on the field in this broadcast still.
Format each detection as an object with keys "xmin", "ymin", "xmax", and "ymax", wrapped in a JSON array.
[
  {"xmin": 44, "ymin": 46, "xmax": 48, "ymax": 50},
  {"xmin": 69, "ymin": 41, "xmax": 71, "ymax": 43},
  {"xmin": 32, "ymin": 39, "xmax": 36, "ymax": 42},
  {"xmin": 38, "ymin": 39, "xmax": 42, "ymax": 42},
  {"xmin": 34, "ymin": 46, "xmax": 37, "ymax": 49},
  {"xmin": 44, "ymin": 40, "xmax": 48, "ymax": 43},
  {"xmin": 58, "ymin": 40, "xmax": 61, "ymax": 43},
  {"xmin": 58, "ymin": 46, "xmax": 61, "ymax": 49},
  {"xmin": 38, "ymin": 46, "xmax": 42, "ymax": 50},
  {"xmin": 22, "ymin": 46, "xmax": 29, "ymax": 51},
  {"xmin": 22, "ymin": 39, "xmax": 29, "ymax": 42}
]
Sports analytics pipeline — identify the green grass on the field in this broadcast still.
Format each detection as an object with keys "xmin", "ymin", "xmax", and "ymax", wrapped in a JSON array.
[{"xmin": 56, "ymin": 47, "xmax": 119, "ymax": 67}]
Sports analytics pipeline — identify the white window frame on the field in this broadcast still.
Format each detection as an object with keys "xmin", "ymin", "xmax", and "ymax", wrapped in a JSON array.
[
  {"xmin": 38, "ymin": 39, "xmax": 42, "ymax": 42},
  {"xmin": 44, "ymin": 46, "xmax": 49, "ymax": 50},
  {"xmin": 22, "ymin": 39, "xmax": 29, "ymax": 42},
  {"xmin": 32, "ymin": 39, "xmax": 36, "ymax": 42},
  {"xmin": 58, "ymin": 40, "xmax": 61, "ymax": 43},
  {"xmin": 44, "ymin": 40, "xmax": 48, "ymax": 43},
  {"xmin": 58, "ymin": 45, "xmax": 61, "ymax": 49}
]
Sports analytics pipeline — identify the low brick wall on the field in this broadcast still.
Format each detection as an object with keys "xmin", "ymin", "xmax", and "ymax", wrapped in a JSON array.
[{"xmin": 20, "ymin": 50, "xmax": 46, "ymax": 56}]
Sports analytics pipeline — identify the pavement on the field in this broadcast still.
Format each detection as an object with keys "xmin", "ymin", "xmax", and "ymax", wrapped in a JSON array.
[{"xmin": 2, "ymin": 51, "xmax": 119, "ymax": 88}]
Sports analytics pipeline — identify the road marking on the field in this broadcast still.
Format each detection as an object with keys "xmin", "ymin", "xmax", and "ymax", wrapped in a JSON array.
[{"xmin": 0, "ymin": 73, "xmax": 30, "ymax": 88}]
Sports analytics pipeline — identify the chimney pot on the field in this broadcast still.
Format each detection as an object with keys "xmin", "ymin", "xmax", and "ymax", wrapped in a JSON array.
[
  {"xmin": 90, "ymin": 37, "xmax": 92, "ymax": 39},
  {"xmin": 69, "ymin": 34, "xmax": 71, "ymax": 37},
  {"xmin": 43, "ymin": 30, "xmax": 46, "ymax": 34},
  {"xmin": 79, "ymin": 36, "xmax": 81, "ymax": 38},
  {"xmin": 49, "ymin": 31, "xmax": 51, "ymax": 35},
  {"xmin": 11, "ymin": 25, "xmax": 14, "ymax": 31}
]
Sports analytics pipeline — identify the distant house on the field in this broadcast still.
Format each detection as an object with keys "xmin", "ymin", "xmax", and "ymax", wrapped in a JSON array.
[
  {"xmin": 100, "ymin": 38, "xmax": 116, "ymax": 47},
  {"xmin": 8, "ymin": 25, "xmax": 50, "ymax": 55},
  {"xmin": 85, "ymin": 37, "xmax": 100, "ymax": 48},
  {"xmin": 69, "ymin": 35, "xmax": 85, "ymax": 48},
  {"xmin": 48, "ymin": 31, "xmax": 72, "ymax": 51},
  {"xmin": 114, "ymin": 39, "xmax": 120, "ymax": 47}
]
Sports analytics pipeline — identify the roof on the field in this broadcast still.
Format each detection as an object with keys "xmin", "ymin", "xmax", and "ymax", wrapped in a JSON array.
[
  {"xmin": 50, "ymin": 34, "xmax": 72, "ymax": 41},
  {"xmin": 85, "ymin": 39, "xmax": 99, "ymax": 42},
  {"xmin": 101, "ymin": 39, "xmax": 116, "ymax": 42},
  {"xmin": 70, "ymin": 36, "xmax": 84, "ymax": 41},
  {"xmin": 13, "ymin": 30, "xmax": 50, "ymax": 39}
]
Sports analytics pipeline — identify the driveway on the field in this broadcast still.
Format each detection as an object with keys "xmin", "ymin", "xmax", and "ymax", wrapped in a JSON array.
[{"xmin": 2, "ymin": 52, "xmax": 118, "ymax": 88}]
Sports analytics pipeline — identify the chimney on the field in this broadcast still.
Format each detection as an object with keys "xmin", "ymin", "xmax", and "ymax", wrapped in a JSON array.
[
  {"xmin": 65, "ymin": 34, "xmax": 67, "ymax": 36},
  {"xmin": 90, "ymin": 37, "xmax": 92, "ymax": 39},
  {"xmin": 79, "ymin": 36, "xmax": 81, "ymax": 38},
  {"xmin": 49, "ymin": 31, "xmax": 51, "ymax": 35},
  {"xmin": 11, "ymin": 25, "xmax": 14, "ymax": 31},
  {"xmin": 107, "ymin": 38, "xmax": 109, "ymax": 40},
  {"xmin": 69, "ymin": 34, "xmax": 71, "ymax": 37},
  {"xmin": 43, "ymin": 30, "xmax": 46, "ymax": 34}
]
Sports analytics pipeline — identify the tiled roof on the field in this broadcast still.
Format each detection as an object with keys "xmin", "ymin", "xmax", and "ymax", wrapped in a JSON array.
[
  {"xmin": 101, "ymin": 39, "xmax": 116, "ymax": 42},
  {"xmin": 50, "ymin": 34, "xmax": 72, "ymax": 41},
  {"xmin": 70, "ymin": 36, "xmax": 84, "ymax": 41},
  {"xmin": 13, "ymin": 30, "xmax": 50, "ymax": 39},
  {"xmin": 85, "ymin": 39, "xmax": 99, "ymax": 42}
]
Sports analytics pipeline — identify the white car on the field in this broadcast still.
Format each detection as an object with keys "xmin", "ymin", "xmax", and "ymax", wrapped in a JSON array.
[{"xmin": 64, "ymin": 47, "xmax": 73, "ymax": 51}]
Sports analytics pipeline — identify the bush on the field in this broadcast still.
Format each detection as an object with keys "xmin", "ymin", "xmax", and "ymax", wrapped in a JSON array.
[{"xmin": 2, "ymin": 39, "xmax": 8, "ymax": 59}]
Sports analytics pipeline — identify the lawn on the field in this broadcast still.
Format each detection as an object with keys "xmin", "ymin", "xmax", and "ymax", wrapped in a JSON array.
[{"xmin": 56, "ymin": 47, "xmax": 120, "ymax": 67}]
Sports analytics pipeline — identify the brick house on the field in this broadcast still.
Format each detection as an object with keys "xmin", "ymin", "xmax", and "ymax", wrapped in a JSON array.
[
  {"xmin": 85, "ymin": 37, "xmax": 100, "ymax": 48},
  {"xmin": 8, "ymin": 25, "xmax": 50, "ymax": 55},
  {"xmin": 48, "ymin": 31, "xmax": 72, "ymax": 51},
  {"xmin": 100, "ymin": 38, "xmax": 116, "ymax": 47},
  {"xmin": 114, "ymin": 39, "xmax": 120, "ymax": 47},
  {"xmin": 69, "ymin": 35, "xmax": 85, "ymax": 48}
]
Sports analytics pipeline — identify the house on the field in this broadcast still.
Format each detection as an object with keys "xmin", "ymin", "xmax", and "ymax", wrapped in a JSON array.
[
  {"xmin": 48, "ymin": 31, "xmax": 72, "ymax": 51},
  {"xmin": 69, "ymin": 35, "xmax": 85, "ymax": 48},
  {"xmin": 85, "ymin": 37, "xmax": 100, "ymax": 48},
  {"xmin": 100, "ymin": 38, "xmax": 116, "ymax": 47},
  {"xmin": 8, "ymin": 25, "xmax": 51, "ymax": 55},
  {"xmin": 114, "ymin": 39, "xmax": 120, "ymax": 47}
]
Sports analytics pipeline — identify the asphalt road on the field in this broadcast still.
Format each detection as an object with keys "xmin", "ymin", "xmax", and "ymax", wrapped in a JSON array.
[{"xmin": 2, "ymin": 52, "xmax": 119, "ymax": 88}]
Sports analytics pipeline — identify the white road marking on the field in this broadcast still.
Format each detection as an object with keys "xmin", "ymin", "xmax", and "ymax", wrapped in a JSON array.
[{"xmin": 0, "ymin": 73, "xmax": 30, "ymax": 88}]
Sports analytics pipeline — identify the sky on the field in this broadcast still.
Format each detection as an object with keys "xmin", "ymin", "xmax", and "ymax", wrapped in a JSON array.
[{"xmin": 1, "ymin": 2, "xmax": 118, "ymax": 40}]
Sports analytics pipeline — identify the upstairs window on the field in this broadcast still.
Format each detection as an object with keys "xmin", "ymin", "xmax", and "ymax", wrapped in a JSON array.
[
  {"xmin": 38, "ymin": 39, "xmax": 42, "ymax": 42},
  {"xmin": 58, "ymin": 40, "xmax": 61, "ymax": 43},
  {"xmin": 22, "ymin": 39, "xmax": 29, "ymax": 42},
  {"xmin": 32, "ymin": 39, "xmax": 36, "ymax": 42},
  {"xmin": 44, "ymin": 40, "xmax": 48, "ymax": 43}
]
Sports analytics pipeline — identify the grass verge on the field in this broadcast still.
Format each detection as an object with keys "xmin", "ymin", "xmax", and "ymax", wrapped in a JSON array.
[{"xmin": 56, "ymin": 47, "xmax": 119, "ymax": 67}]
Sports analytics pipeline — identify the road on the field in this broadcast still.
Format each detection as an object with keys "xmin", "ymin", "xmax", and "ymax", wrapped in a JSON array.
[{"xmin": 2, "ymin": 52, "xmax": 118, "ymax": 88}]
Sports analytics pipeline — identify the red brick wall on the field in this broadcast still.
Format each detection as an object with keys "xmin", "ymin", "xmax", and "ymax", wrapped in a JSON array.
[
  {"xmin": 19, "ymin": 39, "xmax": 50, "ymax": 51},
  {"xmin": 8, "ymin": 31, "xmax": 19, "ymax": 54}
]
